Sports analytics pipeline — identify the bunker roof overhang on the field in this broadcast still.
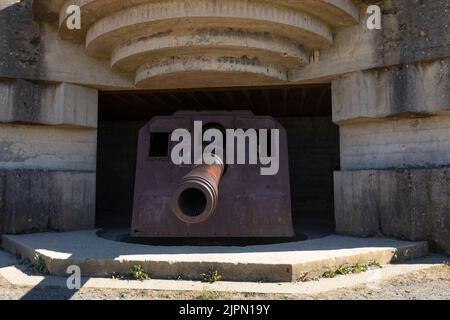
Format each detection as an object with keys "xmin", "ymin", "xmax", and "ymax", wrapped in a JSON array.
[{"xmin": 33, "ymin": 0, "xmax": 360, "ymax": 89}]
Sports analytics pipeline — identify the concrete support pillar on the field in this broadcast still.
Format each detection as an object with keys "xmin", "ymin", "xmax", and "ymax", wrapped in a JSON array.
[
  {"xmin": 0, "ymin": 79, "xmax": 97, "ymax": 233},
  {"xmin": 332, "ymin": 58, "xmax": 450, "ymax": 254}
]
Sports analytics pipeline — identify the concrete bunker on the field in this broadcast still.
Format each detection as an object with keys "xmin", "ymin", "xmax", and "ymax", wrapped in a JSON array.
[{"xmin": 1, "ymin": 0, "xmax": 448, "ymax": 257}]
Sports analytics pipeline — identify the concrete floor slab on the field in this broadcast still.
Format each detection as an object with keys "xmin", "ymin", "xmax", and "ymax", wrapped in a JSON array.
[
  {"xmin": 0, "ymin": 255, "xmax": 447, "ymax": 295},
  {"xmin": 0, "ymin": 249, "xmax": 16, "ymax": 268},
  {"xmin": 1, "ymin": 230, "xmax": 428, "ymax": 282}
]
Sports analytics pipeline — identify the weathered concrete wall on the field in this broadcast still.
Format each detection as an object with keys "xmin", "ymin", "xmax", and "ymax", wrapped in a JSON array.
[
  {"xmin": 291, "ymin": 0, "xmax": 450, "ymax": 83},
  {"xmin": 1, "ymin": 0, "xmax": 447, "ymax": 89},
  {"xmin": 376, "ymin": 0, "xmax": 450, "ymax": 66},
  {"xmin": 340, "ymin": 115, "xmax": 450, "ymax": 171},
  {"xmin": 0, "ymin": 0, "xmax": 43, "ymax": 80},
  {"xmin": 334, "ymin": 169, "xmax": 450, "ymax": 255},
  {"xmin": 333, "ymin": 57, "xmax": 450, "ymax": 254},
  {"xmin": 0, "ymin": 122, "xmax": 97, "ymax": 233},
  {"xmin": 0, "ymin": 124, "xmax": 96, "ymax": 171},
  {"xmin": 333, "ymin": 59, "xmax": 450, "ymax": 124},
  {"xmin": 0, "ymin": 0, "xmax": 99, "ymax": 235},
  {"xmin": 0, "ymin": 80, "xmax": 98, "ymax": 127},
  {"xmin": 0, "ymin": 0, "xmax": 131, "ymax": 89},
  {"xmin": 0, "ymin": 170, "xmax": 95, "ymax": 233},
  {"xmin": 334, "ymin": 58, "xmax": 450, "ymax": 172},
  {"xmin": 0, "ymin": 78, "xmax": 98, "ymax": 233}
]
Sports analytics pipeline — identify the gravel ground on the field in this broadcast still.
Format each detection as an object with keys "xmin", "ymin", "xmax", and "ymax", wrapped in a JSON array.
[
  {"xmin": 0, "ymin": 264, "xmax": 449, "ymax": 300},
  {"xmin": 315, "ymin": 264, "xmax": 450, "ymax": 300}
]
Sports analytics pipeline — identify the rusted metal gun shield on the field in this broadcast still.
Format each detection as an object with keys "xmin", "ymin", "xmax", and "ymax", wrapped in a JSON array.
[{"xmin": 131, "ymin": 111, "xmax": 294, "ymax": 238}]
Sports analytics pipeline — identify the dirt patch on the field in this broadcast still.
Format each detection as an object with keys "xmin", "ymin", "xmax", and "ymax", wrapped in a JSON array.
[{"xmin": 314, "ymin": 264, "xmax": 450, "ymax": 300}]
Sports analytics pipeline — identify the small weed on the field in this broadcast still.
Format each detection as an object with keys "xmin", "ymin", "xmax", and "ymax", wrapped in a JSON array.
[
  {"xmin": 322, "ymin": 260, "xmax": 382, "ymax": 279},
  {"xmin": 368, "ymin": 260, "xmax": 382, "ymax": 269},
  {"xmin": 201, "ymin": 270, "xmax": 222, "ymax": 283},
  {"xmin": 322, "ymin": 270, "xmax": 337, "ymax": 278},
  {"xmin": 353, "ymin": 262, "xmax": 369, "ymax": 273},
  {"xmin": 34, "ymin": 254, "xmax": 48, "ymax": 274},
  {"xmin": 195, "ymin": 291, "xmax": 221, "ymax": 300},
  {"xmin": 335, "ymin": 264, "xmax": 354, "ymax": 275},
  {"xmin": 128, "ymin": 265, "xmax": 150, "ymax": 281}
]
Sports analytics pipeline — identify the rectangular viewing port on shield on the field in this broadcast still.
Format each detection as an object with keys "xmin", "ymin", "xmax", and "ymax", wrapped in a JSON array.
[{"xmin": 149, "ymin": 132, "xmax": 169, "ymax": 157}]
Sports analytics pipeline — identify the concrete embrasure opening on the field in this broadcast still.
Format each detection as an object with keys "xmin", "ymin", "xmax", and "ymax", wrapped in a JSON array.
[{"xmin": 95, "ymin": 85, "xmax": 339, "ymax": 244}]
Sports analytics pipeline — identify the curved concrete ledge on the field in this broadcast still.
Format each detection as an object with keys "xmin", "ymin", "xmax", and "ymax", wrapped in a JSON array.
[
  {"xmin": 55, "ymin": 0, "xmax": 358, "ymax": 41},
  {"xmin": 1, "ymin": 230, "xmax": 428, "ymax": 282},
  {"xmin": 86, "ymin": 0, "xmax": 333, "ymax": 58},
  {"xmin": 33, "ymin": 0, "xmax": 360, "ymax": 89},
  {"xmin": 134, "ymin": 56, "xmax": 287, "ymax": 89},
  {"xmin": 111, "ymin": 30, "xmax": 309, "ymax": 72}
]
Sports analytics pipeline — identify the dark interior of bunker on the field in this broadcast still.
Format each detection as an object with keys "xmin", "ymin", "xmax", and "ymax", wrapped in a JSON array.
[{"xmin": 95, "ymin": 85, "xmax": 340, "ymax": 242}]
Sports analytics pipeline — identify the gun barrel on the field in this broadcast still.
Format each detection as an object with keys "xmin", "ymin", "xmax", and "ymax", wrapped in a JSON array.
[{"xmin": 171, "ymin": 155, "xmax": 224, "ymax": 224}]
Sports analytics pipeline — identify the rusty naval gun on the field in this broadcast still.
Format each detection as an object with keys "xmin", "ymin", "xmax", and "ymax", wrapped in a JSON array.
[{"xmin": 131, "ymin": 111, "xmax": 293, "ymax": 237}]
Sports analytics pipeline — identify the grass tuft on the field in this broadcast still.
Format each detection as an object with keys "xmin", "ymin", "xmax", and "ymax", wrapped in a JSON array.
[
  {"xmin": 128, "ymin": 265, "xmax": 150, "ymax": 281},
  {"xmin": 322, "ymin": 260, "xmax": 382, "ymax": 279},
  {"xmin": 201, "ymin": 270, "xmax": 222, "ymax": 283}
]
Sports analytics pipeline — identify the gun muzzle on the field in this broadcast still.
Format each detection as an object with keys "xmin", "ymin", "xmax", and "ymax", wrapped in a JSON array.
[{"xmin": 171, "ymin": 154, "xmax": 224, "ymax": 224}]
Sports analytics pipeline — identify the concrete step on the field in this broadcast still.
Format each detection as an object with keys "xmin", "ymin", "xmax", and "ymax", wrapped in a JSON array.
[
  {"xmin": 1, "ymin": 255, "xmax": 446, "ymax": 296},
  {"xmin": 1, "ymin": 230, "xmax": 428, "ymax": 282}
]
